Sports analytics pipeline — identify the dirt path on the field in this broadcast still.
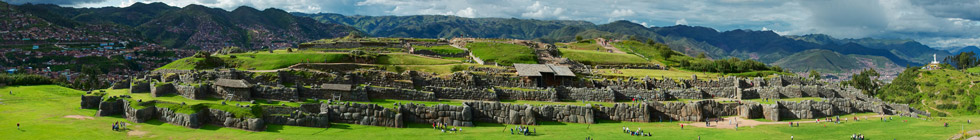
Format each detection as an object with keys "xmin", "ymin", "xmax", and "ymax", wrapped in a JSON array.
[
  {"xmin": 595, "ymin": 38, "xmax": 626, "ymax": 54},
  {"xmin": 63, "ymin": 115, "xmax": 94, "ymax": 120},
  {"xmin": 685, "ymin": 115, "xmax": 888, "ymax": 129},
  {"xmin": 923, "ymin": 99, "xmax": 953, "ymax": 117}
]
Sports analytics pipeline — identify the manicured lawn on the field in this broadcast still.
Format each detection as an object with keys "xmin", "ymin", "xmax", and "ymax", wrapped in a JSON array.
[
  {"xmin": 596, "ymin": 68, "xmax": 721, "ymax": 80},
  {"xmin": 157, "ymin": 50, "xmax": 351, "ymax": 70},
  {"xmin": 465, "ymin": 42, "xmax": 537, "ymax": 65},
  {"xmin": 375, "ymin": 53, "xmax": 461, "ymax": 65},
  {"xmin": 558, "ymin": 48, "xmax": 654, "ymax": 65},
  {"xmin": 413, "ymin": 45, "xmax": 465, "ymax": 55},
  {"xmin": 557, "ymin": 40, "xmax": 605, "ymax": 51},
  {"xmin": 2, "ymin": 85, "xmax": 975, "ymax": 139}
]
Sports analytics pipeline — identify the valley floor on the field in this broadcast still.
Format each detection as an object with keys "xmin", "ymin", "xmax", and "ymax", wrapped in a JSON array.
[{"xmin": 0, "ymin": 85, "xmax": 976, "ymax": 140}]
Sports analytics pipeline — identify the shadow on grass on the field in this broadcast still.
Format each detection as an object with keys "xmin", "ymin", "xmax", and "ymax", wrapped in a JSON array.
[
  {"xmin": 266, "ymin": 124, "xmax": 284, "ymax": 132},
  {"xmin": 596, "ymin": 119, "xmax": 622, "ymax": 123},
  {"xmin": 537, "ymin": 121, "xmax": 567, "ymax": 126},
  {"xmin": 330, "ymin": 123, "xmax": 351, "ymax": 129},
  {"xmin": 144, "ymin": 120, "xmax": 165, "ymax": 126},
  {"xmin": 200, "ymin": 124, "xmax": 223, "ymax": 131},
  {"xmin": 473, "ymin": 122, "xmax": 505, "ymax": 127}
]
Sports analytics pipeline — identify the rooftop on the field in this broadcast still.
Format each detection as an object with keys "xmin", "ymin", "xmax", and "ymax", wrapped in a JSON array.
[{"xmin": 514, "ymin": 64, "xmax": 575, "ymax": 77}]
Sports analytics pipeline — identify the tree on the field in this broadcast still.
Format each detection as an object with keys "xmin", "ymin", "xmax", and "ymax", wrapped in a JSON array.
[
  {"xmin": 696, "ymin": 52, "xmax": 707, "ymax": 59},
  {"xmin": 847, "ymin": 69, "xmax": 880, "ymax": 96},
  {"xmin": 575, "ymin": 35, "xmax": 583, "ymax": 42},
  {"xmin": 946, "ymin": 52, "xmax": 979, "ymax": 69},
  {"xmin": 876, "ymin": 66, "xmax": 919, "ymax": 103},
  {"xmin": 809, "ymin": 70, "xmax": 821, "ymax": 80}
]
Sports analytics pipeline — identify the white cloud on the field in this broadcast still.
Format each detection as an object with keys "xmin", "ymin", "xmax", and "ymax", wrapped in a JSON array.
[
  {"xmin": 451, "ymin": 7, "xmax": 476, "ymax": 18},
  {"xmin": 675, "ymin": 18, "xmax": 688, "ymax": 25},
  {"xmin": 608, "ymin": 9, "xmax": 635, "ymax": 17},
  {"xmin": 521, "ymin": 1, "xmax": 564, "ymax": 19}
]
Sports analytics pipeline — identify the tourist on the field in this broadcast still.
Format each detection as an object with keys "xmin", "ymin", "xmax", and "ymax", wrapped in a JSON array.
[
  {"xmin": 681, "ymin": 124, "xmax": 684, "ymax": 129},
  {"xmin": 510, "ymin": 128, "xmax": 514, "ymax": 135},
  {"xmin": 16, "ymin": 123, "xmax": 19, "ymax": 130},
  {"xmin": 791, "ymin": 135, "xmax": 794, "ymax": 140},
  {"xmin": 623, "ymin": 126, "xmax": 626, "ymax": 133}
]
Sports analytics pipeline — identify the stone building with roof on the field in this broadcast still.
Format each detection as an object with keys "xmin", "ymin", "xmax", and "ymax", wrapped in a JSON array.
[
  {"xmin": 214, "ymin": 78, "xmax": 252, "ymax": 101},
  {"xmin": 514, "ymin": 64, "xmax": 576, "ymax": 87}
]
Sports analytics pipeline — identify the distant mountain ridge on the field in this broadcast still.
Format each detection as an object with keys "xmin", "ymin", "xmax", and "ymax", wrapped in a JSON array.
[{"xmin": 10, "ymin": 2, "xmax": 359, "ymax": 50}]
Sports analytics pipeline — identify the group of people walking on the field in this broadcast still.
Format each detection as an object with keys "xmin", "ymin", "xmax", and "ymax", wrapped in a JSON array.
[
  {"xmin": 112, "ymin": 121, "xmax": 126, "ymax": 131},
  {"xmin": 622, "ymin": 126, "xmax": 652, "ymax": 136},
  {"xmin": 432, "ymin": 122, "xmax": 460, "ymax": 134},
  {"xmin": 510, "ymin": 125, "xmax": 534, "ymax": 136}
]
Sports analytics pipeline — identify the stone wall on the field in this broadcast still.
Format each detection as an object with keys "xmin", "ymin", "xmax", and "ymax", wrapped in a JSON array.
[
  {"xmin": 493, "ymin": 87, "xmax": 558, "ymax": 102},
  {"xmin": 111, "ymin": 79, "xmax": 131, "ymax": 89},
  {"xmin": 96, "ymin": 99, "xmax": 124, "ymax": 116},
  {"xmin": 426, "ymin": 86, "xmax": 497, "ymax": 101},
  {"xmin": 648, "ymin": 100, "xmax": 736, "ymax": 122},
  {"xmin": 214, "ymin": 86, "xmax": 251, "ymax": 101},
  {"xmin": 595, "ymin": 103, "xmax": 649, "ymax": 122},
  {"xmin": 203, "ymin": 109, "xmax": 266, "ymax": 131},
  {"xmin": 150, "ymin": 82, "xmax": 176, "ymax": 97},
  {"xmin": 300, "ymin": 88, "xmax": 369, "ymax": 101},
  {"xmin": 612, "ymin": 87, "xmax": 667, "ymax": 101},
  {"xmin": 174, "ymin": 84, "xmax": 210, "ymax": 100},
  {"xmin": 130, "ymin": 79, "xmax": 150, "ymax": 93},
  {"xmin": 364, "ymin": 86, "xmax": 437, "ymax": 101},
  {"xmin": 701, "ymin": 87, "xmax": 737, "ymax": 99},
  {"xmin": 155, "ymin": 106, "xmax": 202, "ymax": 128},
  {"xmin": 81, "ymin": 95, "xmax": 102, "ymax": 109},
  {"xmin": 253, "ymin": 85, "xmax": 300, "ymax": 101},
  {"xmin": 533, "ymin": 105, "xmax": 595, "ymax": 124},
  {"xmin": 738, "ymin": 103, "xmax": 763, "ymax": 119},
  {"xmin": 323, "ymin": 102, "xmax": 403, "ymax": 128},
  {"xmin": 399, "ymin": 103, "xmax": 474, "ymax": 126},
  {"xmin": 464, "ymin": 102, "xmax": 536, "ymax": 125},
  {"xmin": 123, "ymin": 100, "xmax": 156, "ymax": 123},
  {"xmin": 666, "ymin": 88, "xmax": 706, "ymax": 100},
  {"xmin": 557, "ymin": 87, "xmax": 615, "ymax": 102}
]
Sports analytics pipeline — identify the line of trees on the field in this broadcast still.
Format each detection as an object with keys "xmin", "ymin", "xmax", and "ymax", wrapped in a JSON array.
[{"xmin": 944, "ymin": 52, "xmax": 979, "ymax": 69}]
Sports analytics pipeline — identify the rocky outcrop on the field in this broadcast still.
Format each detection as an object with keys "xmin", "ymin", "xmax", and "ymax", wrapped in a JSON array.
[
  {"xmin": 465, "ymin": 102, "xmax": 536, "ymax": 125},
  {"xmin": 399, "ymin": 103, "xmax": 474, "ymax": 126},
  {"xmin": 324, "ymin": 102, "xmax": 403, "ymax": 128}
]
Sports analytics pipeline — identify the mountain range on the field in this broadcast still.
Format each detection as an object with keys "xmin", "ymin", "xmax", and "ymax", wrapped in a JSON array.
[
  {"xmin": 298, "ymin": 13, "xmax": 951, "ymax": 77},
  {"xmin": 8, "ymin": 2, "xmax": 358, "ymax": 50},
  {"xmin": 3, "ymin": 2, "xmax": 954, "ymax": 79}
]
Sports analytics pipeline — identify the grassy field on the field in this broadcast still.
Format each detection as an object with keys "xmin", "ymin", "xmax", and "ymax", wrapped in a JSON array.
[
  {"xmin": 465, "ymin": 42, "xmax": 537, "ymax": 65},
  {"xmin": 2, "ymin": 85, "xmax": 977, "ymax": 139},
  {"xmin": 558, "ymin": 48, "xmax": 654, "ymax": 65},
  {"xmin": 556, "ymin": 40, "xmax": 606, "ymax": 51},
  {"xmin": 595, "ymin": 68, "xmax": 721, "ymax": 79},
  {"xmin": 413, "ymin": 45, "xmax": 466, "ymax": 55},
  {"xmin": 157, "ymin": 50, "xmax": 465, "ymax": 71},
  {"xmin": 157, "ymin": 50, "xmax": 351, "ymax": 70},
  {"xmin": 375, "ymin": 53, "xmax": 461, "ymax": 65}
]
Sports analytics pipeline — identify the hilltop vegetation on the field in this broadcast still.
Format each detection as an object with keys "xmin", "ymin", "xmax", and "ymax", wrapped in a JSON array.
[{"xmin": 465, "ymin": 42, "xmax": 538, "ymax": 65}]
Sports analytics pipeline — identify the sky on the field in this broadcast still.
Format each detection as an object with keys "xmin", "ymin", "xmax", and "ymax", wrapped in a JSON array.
[{"xmin": 6, "ymin": 0, "xmax": 980, "ymax": 49}]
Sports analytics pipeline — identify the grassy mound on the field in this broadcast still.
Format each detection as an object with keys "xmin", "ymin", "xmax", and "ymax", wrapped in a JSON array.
[
  {"xmin": 413, "ymin": 45, "xmax": 465, "ymax": 55},
  {"xmin": 558, "ymin": 48, "xmax": 653, "ymax": 65},
  {"xmin": 465, "ymin": 42, "xmax": 537, "ymax": 65}
]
